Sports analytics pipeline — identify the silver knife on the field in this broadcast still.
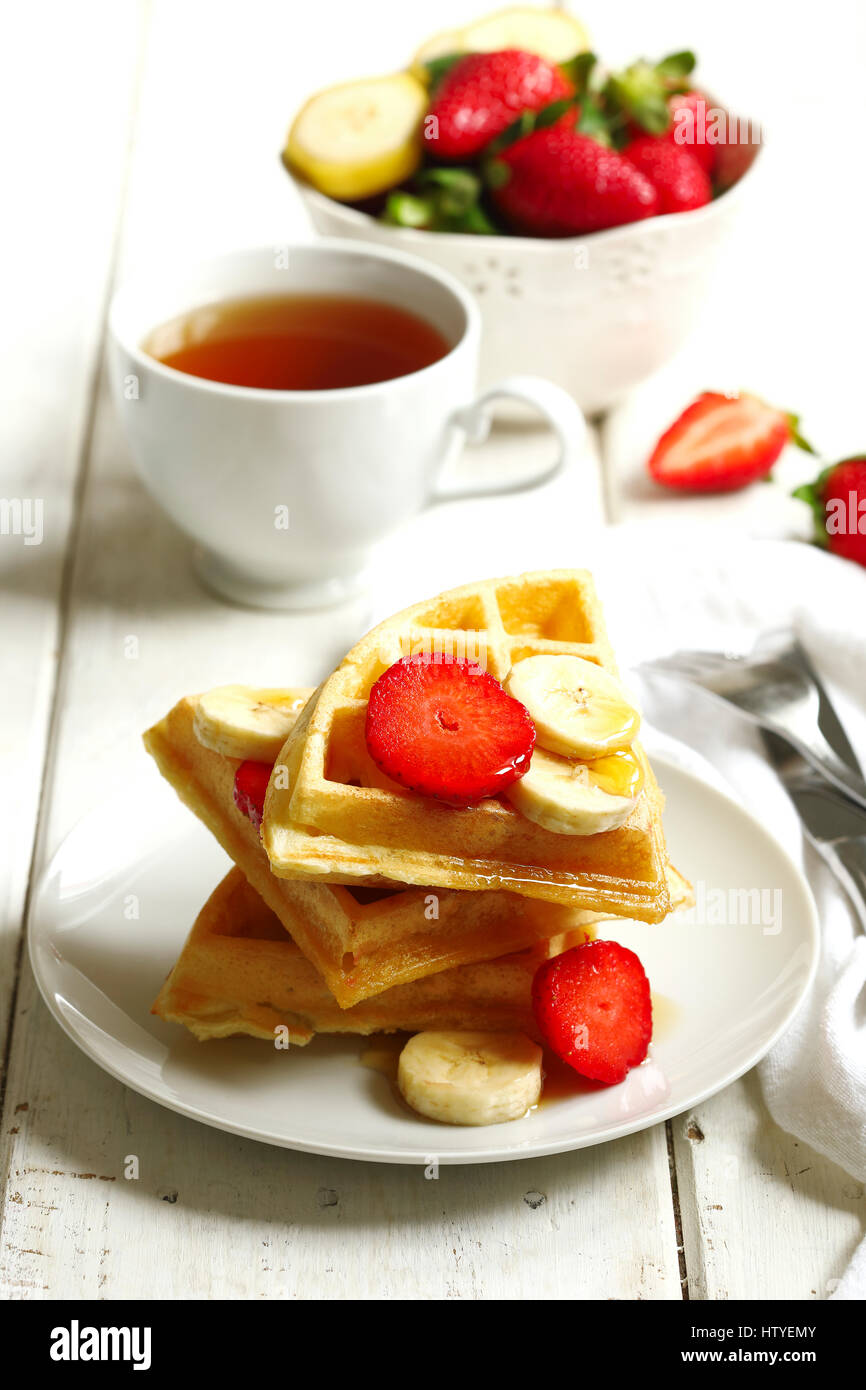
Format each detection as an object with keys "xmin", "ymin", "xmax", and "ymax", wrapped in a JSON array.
[{"xmin": 762, "ymin": 730, "xmax": 866, "ymax": 932}]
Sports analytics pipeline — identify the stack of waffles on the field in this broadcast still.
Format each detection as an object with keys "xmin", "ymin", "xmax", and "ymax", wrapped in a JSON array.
[{"xmin": 146, "ymin": 571, "xmax": 688, "ymax": 1048}]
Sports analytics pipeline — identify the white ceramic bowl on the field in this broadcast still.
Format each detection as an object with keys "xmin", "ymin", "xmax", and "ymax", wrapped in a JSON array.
[{"xmin": 297, "ymin": 138, "xmax": 762, "ymax": 415}]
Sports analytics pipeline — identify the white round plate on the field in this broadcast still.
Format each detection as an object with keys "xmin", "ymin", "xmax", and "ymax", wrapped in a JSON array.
[{"xmin": 29, "ymin": 749, "xmax": 818, "ymax": 1164}]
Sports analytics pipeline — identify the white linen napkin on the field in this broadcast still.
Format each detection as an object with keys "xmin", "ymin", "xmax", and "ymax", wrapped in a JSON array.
[{"xmin": 591, "ymin": 529, "xmax": 866, "ymax": 1300}]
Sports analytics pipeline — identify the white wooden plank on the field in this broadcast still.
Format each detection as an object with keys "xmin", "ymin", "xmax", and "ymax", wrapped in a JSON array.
[
  {"xmin": 1, "ymin": 1003, "xmax": 680, "ymax": 1299},
  {"xmin": 0, "ymin": 3, "xmax": 146, "ymax": 1052},
  {"xmin": 673, "ymin": 1073, "xmax": 864, "ymax": 1301}
]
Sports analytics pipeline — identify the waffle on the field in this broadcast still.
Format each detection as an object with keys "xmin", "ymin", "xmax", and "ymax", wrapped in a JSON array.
[
  {"xmin": 153, "ymin": 865, "xmax": 693, "ymax": 1044},
  {"xmin": 263, "ymin": 571, "xmax": 670, "ymax": 920},
  {"xmin": 144, "ymin": 694, "xmax": 606, "ymax": 1007}
]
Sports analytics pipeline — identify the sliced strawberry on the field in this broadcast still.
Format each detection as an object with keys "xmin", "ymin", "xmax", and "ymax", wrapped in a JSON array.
[
  {"xmin": 233, "ymin": 759, "xmax": 273, "ymax": 829},
  {"xmin": 623, "ymin": 135, "xmax": 711, "ymax": 214},
  {"xmin": 532, "ymin": 939, "xmax": 652, "ymax": 1085},
  {"xmin": 794, "ymin": 456, "xmax": 866, "ymax": 568},
  {"xmin": 365, "ymin": 654, "xmax": 535, "ymax": 806},
  {"xmin": 426, "ymin": 50, "xmax": 574, "ymax": 162},
  {"xmin": 648, "ymin": 391, "xmax": 813, "ymax": 492}
]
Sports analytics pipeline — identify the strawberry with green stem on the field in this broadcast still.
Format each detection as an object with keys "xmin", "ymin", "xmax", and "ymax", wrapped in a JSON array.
[
  {"xmin": 794, "ymin": 458, "xmax": 866, "ymax": 568},
  {"xmin": 424, "ymin": 49, "xmax": 575, "ymax": 161}
]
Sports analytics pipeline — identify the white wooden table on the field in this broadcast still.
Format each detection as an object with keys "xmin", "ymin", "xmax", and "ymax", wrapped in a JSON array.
[{"xmin": 2, "ymin": 0, "xmax": 864, "ymax": 1300}]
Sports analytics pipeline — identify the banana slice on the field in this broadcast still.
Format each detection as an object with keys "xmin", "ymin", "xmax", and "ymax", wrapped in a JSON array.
[
  {"xmin": 398, "ymin": 1031, "xmax": 542, "ymax": 1126},
  {"xmin": 506, "ymin": 654, "xmax": 640, "ymax": 759},
  {"xmin": 462, "ymin": 7, "xmax": 590, "ymax": 63},
  {"xmin": 412, "ymin": 7, "xmax": 590, "ymax": 77},
  {"xmin": 284, "ymin": 74, "xmax": 427, "ymax": 202},
  {"xmin": 193, "ymin": 685, "xmax": 310, "ymax": 761},
  {"xmin": 411, "ymin": 29, "xmax": 464, "ymax": 80},
  {"xmin": 505, "ymin": 746, "xmax": 643, "ymax": 836}
]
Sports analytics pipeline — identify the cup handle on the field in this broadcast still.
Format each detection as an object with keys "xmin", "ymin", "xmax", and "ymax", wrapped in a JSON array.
[{"xmin": 431, "ymin": 374, "xmax": 587, "ymax": 502}]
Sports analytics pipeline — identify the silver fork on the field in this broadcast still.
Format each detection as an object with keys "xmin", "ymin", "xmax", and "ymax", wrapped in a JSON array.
[{"xmin": 639, "ymin": 635, "xmax": 866, "ymax": 813}]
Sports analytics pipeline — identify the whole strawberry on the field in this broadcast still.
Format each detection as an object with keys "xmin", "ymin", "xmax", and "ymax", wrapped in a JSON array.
[
  {"xmin": 665, "ymin": 90, "xmax": 718, "ymax": 175},
  {"xmin": 794, "ymin": 458, "xmax": 866, "ymax": 568},
  {"xmin": 490, "ymin": 126, "xmax": 659, "ymax": 237},
  {"xmin": 426, "ymin": 50, "xmax": 573, "ymax": 161},
  {"xmin": 624, "ymin": 135, "xmax": 711, "ymax": 214},
  {"xmin": 532, "ymin": 939, "xmax": 652, "ymax": 1085}
]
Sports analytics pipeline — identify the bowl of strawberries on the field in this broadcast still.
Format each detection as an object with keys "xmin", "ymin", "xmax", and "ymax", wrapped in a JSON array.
[{"xmin": 283, "ymin": 7, "xmax": 762, "ymax": 413}]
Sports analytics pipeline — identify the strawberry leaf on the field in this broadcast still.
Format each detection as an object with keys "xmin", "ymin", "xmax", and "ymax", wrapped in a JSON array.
[
  {"xmin": 483, "ymin": 157, "xmax": 511, "ymax": 191},
  {"xmin": 534, "ymin": 97, "xmax": 577, "ymax": 129},
  {"xmin": 655, "ymin": 50, "xmax": 697, "ymax": 83},
  {"xmin": 382, "ymin": 192, "xmax": 434, "ymax": 228},
  {"xmin": 605, "ymin": 62, "xmax": 672, "ymax": 135},
  {"xmin": 416, "ymin": 166, "xmax": 482, "ymax": 214},
  {"xmin": 487, "ymin": 97, "xmax": 578, "ymax": 154},
  {"xmin": 576, "ymin": 95, "xmax": 613, "ymax": 145},
  {"xmin": 787, "ymin": 412, "xmax": 817, "ymax": 455},
  {"xmin": 792, "ymin": 476, "xmax": 832, "ymax": 546},
  {"xmin": 559, "ymin": 50, "xmax": 598, "ymax": 95},
  {"xmin": 488, "ymin": 107, "xmax": 538, "ymax": 154},
  {"xmin": 384, "ymin": 167, "xmax": 501, "ymax": 234},
  {"xmin": 455, "ymin": 202, "xmax": 499, "ymax": 234},
  {"xmin": 423, "ymin": 53, "xmax": 464, "ymax": 92}
]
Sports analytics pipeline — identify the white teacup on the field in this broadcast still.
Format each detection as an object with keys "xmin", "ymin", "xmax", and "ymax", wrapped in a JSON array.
[{"xmin": 109, "ymin": 241, "xmax": 586, "ymax": 608}]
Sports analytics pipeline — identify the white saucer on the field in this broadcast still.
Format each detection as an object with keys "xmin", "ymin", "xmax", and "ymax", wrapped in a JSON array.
[{"xmin": 28, "ymin": 750, "xmax": 818, "ymax": 1164}]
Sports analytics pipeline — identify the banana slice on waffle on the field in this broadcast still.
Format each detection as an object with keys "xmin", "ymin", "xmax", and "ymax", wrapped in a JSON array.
[
  {"xmin": 506, "ymin": 654, "xmax": 640, "ymax": 759},
  {"xmin": 505, "ymin": 747, "xmax": 643, "ymax": 836},
  {"xmin": 193, "ymin": 685, "xmax": 310, "ymax": 762}
]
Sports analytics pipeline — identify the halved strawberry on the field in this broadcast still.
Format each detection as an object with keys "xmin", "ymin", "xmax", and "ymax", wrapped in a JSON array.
[
  {"xmin": 647, "ymin": 391, "xmax": 814, "ymax": 492},
  {"xmin": 365, "ymin": 654, "xmax": 535, "ymax": 806},
  {"xmin": 532, "ymin": 939, "xmax": 652, "ymax": 1085},
  {"xmin": 233, "ymin": 759, "xmax": 273, "ymax": 829}
]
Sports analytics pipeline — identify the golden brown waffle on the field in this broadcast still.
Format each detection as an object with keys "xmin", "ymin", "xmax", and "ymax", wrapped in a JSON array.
[
  {"xmin": 144, "ymin": 693, "xmax": 607, "ymax": 1007},
  {"xmin": 263, "ymin": 571, "xmax": 670, "ymax": 920},
  {"xmin": 153, "ymin": 865, "xmax": 693, "ymax": 1044}
]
